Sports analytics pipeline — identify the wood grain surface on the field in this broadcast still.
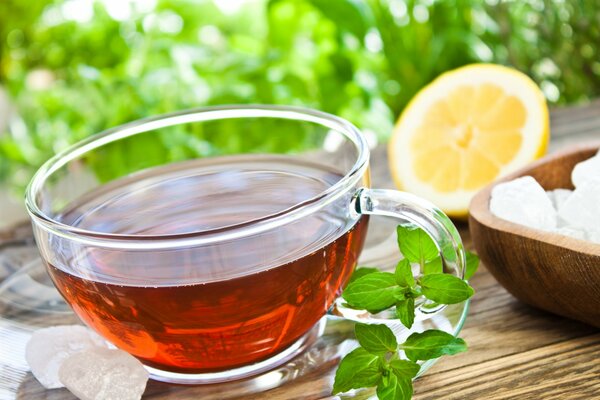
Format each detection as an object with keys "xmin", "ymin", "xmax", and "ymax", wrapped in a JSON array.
[{"xmin": 2, "ymin": 100, "xmax": 600, "ymax": 399}]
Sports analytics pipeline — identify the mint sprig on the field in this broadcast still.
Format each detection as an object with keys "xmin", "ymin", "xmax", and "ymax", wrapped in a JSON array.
[
  {"xmin": 394, "ymin": 259, "xmax": 415, "ymax": 287},
  {"xmin": 401, "ymin": 330, "xmax": 467, "ymax": 362},
  {"xmin": 333, "ymin": 347, "xmax": 383, "ymax": 394},
  {"xmin": 342, "ymin": 272, "xmax": 402, "ymax": 312},
  {"xmin": 396, "ymin": 225, "xmax": 439, "ymax": 266},
  {"xmin": 377, "ymin": 372, "xmax": 413, "ymax": 400},
  {"xmin": 395, "ymin": 297, "xmax": 415, "ymax": 329},
  {"xmin": 334, "ymin": 224, "xmax": 479, "ymax": 399},
  {"xmin": 464, "ymin": 251, "xmax": 480, "ymax": 280},
  {"xmin": 333, "ymin": 324, "xmax": 468, "ymax": 399},
  {"xmin": 348, "ymin": 266, "xmax": 379, "ymax": 283},
  {"xmin": 419, "ymin": 274, "xmax": 474, "ymax": 304},
  {"xmin": 355, "ymin": 323, "xmax": 398, "ymax": 355}
]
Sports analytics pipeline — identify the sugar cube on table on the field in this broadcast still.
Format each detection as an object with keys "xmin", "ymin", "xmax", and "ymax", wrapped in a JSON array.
[
  {"xmin": 557, "ymin": 180, "xmax": 600, "ymax": 235},
  {"xmin": 572, "ymin": 150, "xmax": 600, "ymax": 188},
  {"xmin": 58, "ymin": 347, "xmax": 149, "ymax": 400},
  {"xmin": 546, "ymin": 188, "xmax": 572, "ymax": 212},
  {"xmin": 586, "ymin": 230, "xmax": 600, "ymax": 244},
  {"xmin": 490, "ymin": 176, "xmax": 557, "ymax": 231},
  {"xmin": 25, "ymin": 325, "xmax": 107, "ymax": 389}
]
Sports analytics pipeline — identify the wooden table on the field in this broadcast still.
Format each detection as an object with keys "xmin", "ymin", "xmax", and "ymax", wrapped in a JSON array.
[{"xmin": 1, "ymin": 101, "xmax": 600, "ymax": 399}]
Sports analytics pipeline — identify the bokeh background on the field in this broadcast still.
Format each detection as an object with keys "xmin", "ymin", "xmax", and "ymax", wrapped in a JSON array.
[{"xmin": 1, "ymin": 0, "xmax": 600, "ymax": 193}]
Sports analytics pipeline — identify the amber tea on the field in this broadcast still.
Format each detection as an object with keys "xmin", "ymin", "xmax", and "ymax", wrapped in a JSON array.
[{"xmin": 47, "ymin": 156, "xmax": 368, "ymax": 373}]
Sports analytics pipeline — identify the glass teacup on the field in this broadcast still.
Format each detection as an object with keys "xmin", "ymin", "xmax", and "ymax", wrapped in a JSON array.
[{"xmin": 25, "ymin": 105, "xmax": 465, "ymax": 384}]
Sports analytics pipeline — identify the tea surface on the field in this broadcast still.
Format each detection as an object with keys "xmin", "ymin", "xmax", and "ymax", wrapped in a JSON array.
[{"xmin": 48, "ymin": 156, "xmax": 368, "ymax": 372}]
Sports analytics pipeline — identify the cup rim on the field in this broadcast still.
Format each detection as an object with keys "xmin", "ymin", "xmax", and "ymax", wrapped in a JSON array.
[{"xmin": 25, "ymin": 105, "xmax": 370, "ymax": 249}]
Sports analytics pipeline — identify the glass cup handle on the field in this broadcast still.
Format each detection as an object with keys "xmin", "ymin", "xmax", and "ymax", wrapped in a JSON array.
[{"xmin": 353, "ymin": 188, "xmax": 466, "ymax": 279}]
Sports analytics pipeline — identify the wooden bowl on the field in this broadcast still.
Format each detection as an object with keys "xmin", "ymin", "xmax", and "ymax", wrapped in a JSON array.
[{"xmin": 469, "ymin": 143, "xmax": 600, "ymax": 328}]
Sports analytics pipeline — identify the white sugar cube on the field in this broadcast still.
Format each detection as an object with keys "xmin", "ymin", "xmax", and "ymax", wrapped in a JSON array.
[
  {"xmin": 58, "ymin": 347, "xmax": 148, "ymax": 400},
  {"xmin": 546, "ymin": 188, "xmax": 572, "ymax": 212},
  {"xmin": 558, "ymin": 180, "xmax": 600, "ymax": 234},
  {"xmin": 490, "ymin": 176, "xmax": 557, "ymax": 231},
  {"xmin": 572, "ymin": 150, "xmax": 600, "ymax": 188},
  {"xmin": 25, "ymin": 325, "xmax": 107, "ymax": 389},
  {"xmin": 586, "ymin": 230, "xmax": 600, "ymax": 244}
]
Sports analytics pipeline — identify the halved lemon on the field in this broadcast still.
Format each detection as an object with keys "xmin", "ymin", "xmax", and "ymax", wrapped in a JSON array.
[{"xmin": 388, "ymin": 64, "xmax": 549, "ymax": 218}]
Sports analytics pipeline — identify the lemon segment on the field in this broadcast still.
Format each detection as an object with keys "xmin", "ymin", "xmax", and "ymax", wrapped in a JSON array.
[{"xmin": 388, "ymin": 64, "xmax": 549, "ymax": 217}]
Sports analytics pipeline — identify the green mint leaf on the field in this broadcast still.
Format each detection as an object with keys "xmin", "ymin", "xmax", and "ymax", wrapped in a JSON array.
[
  {"xmin": 349, "ymin": 267, "xmax": 379, "ymax": 284},
  {"xmin": 420, "ymin": 301, "xmax": 441, "ymax": 310},
  {"xmin": 407, "ymin": 287, "xmax": 422, "ymax": 298},
  {"xmin": 376, "ymin": 371, "xmax": 413, "ymax": 400},
  {"xmin": 420, "ymin": 274, "xmax": 474, "ymax": 304},
  {"xmin": 441, "ymin": 241, "xmax": 459, "ymax": 262},
  {"xmin": 333, "ymin": 347, "xmax": 382, "ymax": 394},
  {"xmin": 395, "ymin": 297, "xmax": 415, "ymax": 329},
  {"xmin": 397, "ymin": 225, "xmax": 439, "ymax": 265},
  {"xmin": 423, "ymin": 256, "xmax": 443, "ymax": 275},
  {"xmin": 464, "ymin": 251, "xmax": 480, "ymax": 280},
  {"xmin": 401, "ymin": 330, "xmax": 467, "ymax": 361},
  {"xmin": 354, "ymin": 323, "xmax": 398, "ymax": 355},
  {"xmin": 342, "ymin": 272, "xmax": 401, "ymax": 312},
  {"xmin": 389, "ymin": 359, "xmax": 421, "ymax": 379},
  {"xmin": 394, "ymin": 259, "xmax": 415, "ymax": 287}
]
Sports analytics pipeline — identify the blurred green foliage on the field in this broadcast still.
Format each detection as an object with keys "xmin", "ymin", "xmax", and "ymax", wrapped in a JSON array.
[{"xmin": 1, "ymin": 0, "xmax": 600, "ymax": 190}]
